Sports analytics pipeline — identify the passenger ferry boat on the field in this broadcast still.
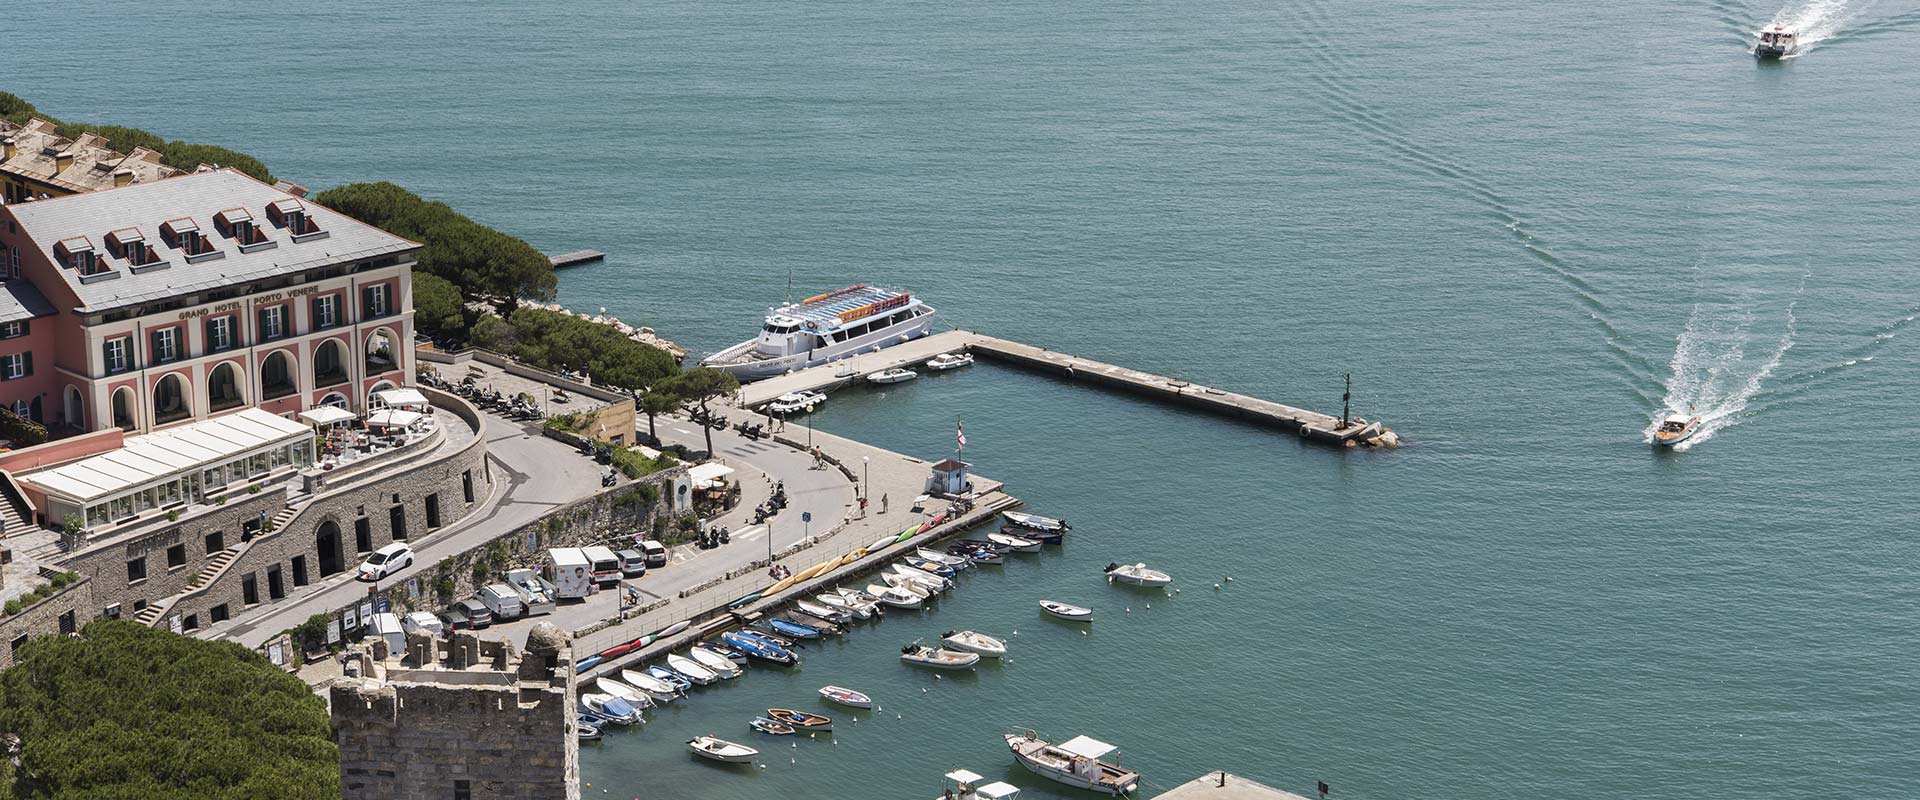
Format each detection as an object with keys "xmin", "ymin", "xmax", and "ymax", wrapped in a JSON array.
[{"xmin": 701, "ymin": 285, "xmax": 937, "ymax": 381}]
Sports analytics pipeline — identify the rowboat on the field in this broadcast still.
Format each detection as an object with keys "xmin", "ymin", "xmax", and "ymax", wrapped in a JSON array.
[
  {"xmin": 667, "ymin": 653, "xmax": 720, "ymax": 685},
  {"xmin": 688, "ymin": 735, "xmax": 759, "ymax": 763},
  {"xmin": 576, "ymin": 716, "xmax": 603, "ymax": 741},
  {"xmin": 904, "ymin": 557, "xmax": 959, "ymax": 578},
  {"xmin": 1103, "ymin": 562, "xmax": 1172, "ymax": 588},
  {"xmin": 901, "ymin": 643, "xmax": 981, "ymax": 670},
  {"xmin": 722, "ymin": 631, "xmax": 798, "ymax": 665},
  {"xmin": 948, "ymin": 544, "xmax": 1004, "ymax": 565},
  {"xmin": 766, "ymin": 617, "xmax": 824, "ymax": 640},
  {"xmin": 740, "ymin": 628, "xmax": 799, "ymax": 649},
  {"xmin": 1005, "ymin": 729, "xmax": 1138, "ymax": 795},
  {"xmin": 882, "ymin": 571, "xmax": 936, "ymax": 599},
  {"xmin": 595, "ymin": 677, "xmax": 657, "ymax": 707},
  {"xmin": 766, "ymin": 708, "xmax": 833, "ymax": 731},
  {"xmin": 751, "ymin": 716, "xmax": 795, "ymax": 735},
  {"xmin": 695, "ymin": 641, "xmax": 750, "ymax": 667},
  {"xmin": 816, "ymin": 592, "xmax": 872, "ymax": 620},
  {"xmin": 796, "ymin": 599, "xmax": 853, "ymax": 624},
  {"xmin": 1040, "ymin": 600, "xmax": 1093, "ymax": 621},
  {"xmin": 987, "ymin": 532, "xmax": 1044, "ymax": 552},
  {"xmin": 818, "ymin": 685, "xmax": 874, "ymax": 709},
  {"xmin": 1003, "ymin": 510, "xmax": 1069, "ymax": 532},
  {"xmin": 916, "ymin": 547, "xmax": 972, "ymax": 570},
  {"xmin": 866, "ymin": 583, "xmax": 924, "ymax": 609},
  {"xmin": 648, "ymin": 665, "xmax": 693, "ymax": 692},
  {"xmin": 940, "ymin": 629, "xmax": 1007, "ymax": 658},
  {"xmin": 620, "ymin": 669, "xmax": 680, "ymax": 702},
  {"xmin": 687, "ymin": 647, "xmax": 743, "ymax": 678},
  {"xmin": 890, "ymin": 564, "xmax": 953, "ymax": 592}
]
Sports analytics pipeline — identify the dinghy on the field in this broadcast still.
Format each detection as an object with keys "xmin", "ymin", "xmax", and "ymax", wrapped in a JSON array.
[
  {"xmin": 784, "ymin": 611, "xmax": 845, "ymax": 636},
  {"xmin": 688, "ymin": 735, "xmax": 759, "ymax": 763},
  {"xmin": 867, "ymin": 583, "xmax": 925, "ymax": 609},
  {"xmin": 891, "ymin": 564, "xmax": 953, "ymax": 592},
  {"xmin": 904, "ymin": 556, "xmax": 959, "ymax": 577},
  {"xmin": 1040, "ymin": 600, "xmax": 1094, "ymax": 622},
  {"xmin": 816, "ymin": 592, "xmax": 873, "ymax": 620},
  {"xmin": 988, "ymin": 532, "xmax": 1044, "ymax": 552},
  {"xmin": 695, "ymin": 641, "xmax": 750, "ymax": 667},
  {"xmin": 818, "ymin": 685, "xmax": 874, "ymax": 709},
  {"xmin": 595, "ymin": 677, "xmax": 657, "ymax": 707},
  {"xmin": 576, "ymin": 717, "xmax": 603, "ymax": 741},
  {"xmin": 941, "ymin": 629, "xmax": 1008, "ymax": 658},
  {"xmin": 882, "ymin": 571, "xmax": 935, "ymax": 599},
  {"xmin": 687, "ymin": 646, "xmax": 743, "ymax": 678},
  {"xmin": 1103, "ymin": 562, "xmax": 1172, "ymax": 588},
  {"xmin": 901, "ymin": 643, "xmax": 981, "ymax": 670},
  {"xmin": 750, "ymin": 716, "xmax": 796, "ymax": 735},
  {"xmin": 1003, "ymin": 511, "xmax": 1069, "ymax": 532},
  {"xmin": 768, "ymin": 618, "xmax": 825, "ymax": 640},
  {"xmin": 948, "ymin": 544, "xmax": 1005, "ymax": 565},
  {"xmin": 667, "ymin": 653, "xmax": 720, "ymax": 685},
  {"xmin": 956, "ymin": 538, "xmax": 1013, "ymax": 554},
  {"xmin": 766, "ymin": 708, "xmax": 834, "ymax": 732},
  {"xmin": 916, "ymin": 547, "xmax": 972, "ymax": 570},
  {"xmin": 648, "ymin": 665, "xmax": 694, "ymax": 692}
]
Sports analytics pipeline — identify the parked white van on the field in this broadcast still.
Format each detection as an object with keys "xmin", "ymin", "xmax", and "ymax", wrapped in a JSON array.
[
  {"xmin": 581, "ymin": 546, "xmax": 623, "ymax": 587},
  {"xmin": 548, "ymin": 547, "xmax": 595, "ymax": 600},
  {"xmin": 478, "ymin": 583, "xmax": 525, "ymax": 621}
]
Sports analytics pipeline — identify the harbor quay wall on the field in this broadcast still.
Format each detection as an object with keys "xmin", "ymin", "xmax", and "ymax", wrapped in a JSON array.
[{"xmin": 0, "ymin": 575, "xmax": 92, "ymax": 669}]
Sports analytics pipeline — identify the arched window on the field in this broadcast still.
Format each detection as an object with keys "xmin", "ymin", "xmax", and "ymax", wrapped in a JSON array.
[
  {"xmin": 153, "ymin": 374, "xmax": 190, "ymax": 425},
  {"xmin": 111, "ymin": 388, "xmax": 136, "ymax": 432},
  {"xmin": 319, "ymin": 392, "xmax": 348, "ymax": 409},
  {"xmin": 62, "ymin": 386, "xmax": 84, "ymax": 430},
  {"xmin": 365, "ymin": 329, "xmax": 397, "ymax": 374},
  {"xmin": 366, "ymin": 381, "xmax": 397, "ymax": 409},
  {"xmin": 261, "ymin": 351, "xmax": 297, "ymax": 400},
  {"xmin": 208, "ymin": 362, "xmax": 245, "ymax": 412},
  {"xmin": 314, "ymin": 339, "xmax": 348, "ymax": 387}
]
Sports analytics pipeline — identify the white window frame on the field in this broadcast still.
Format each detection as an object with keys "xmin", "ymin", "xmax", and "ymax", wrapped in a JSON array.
[
  {"xmin": 104, "ymin": 336, "xmax": 131, "ymax": 374},
  {"xmin": 367, "ymin": 285, "xmax": 390, "ymax": 318},
  {"xmin": 2, "ymin": 355, "xmax": 22, "ymax": 380},
  {"xmin": 153, "ymin": 328, "xmax": 179, "ymax": 363},
  {"xmin": 209, "ymin": 316, "xmax": 234, "ymax": 351},
  {"xmin": 262, "ymin": 306, "xmax": 286, "ymax": 340},
  {"xmin": 315, "ymin": 295, "xmax": 338, "ymax": 329}
]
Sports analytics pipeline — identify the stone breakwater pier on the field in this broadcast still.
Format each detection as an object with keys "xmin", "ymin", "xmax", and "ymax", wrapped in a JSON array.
[{"xmin": 737, "ymin": 330, "xmax": 1400, "ymax": 448}]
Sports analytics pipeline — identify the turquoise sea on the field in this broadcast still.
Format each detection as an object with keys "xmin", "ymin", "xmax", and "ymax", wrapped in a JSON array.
[{"xmin": 6, "ymin": 0, "xmax": 1919, "ymax": 796}]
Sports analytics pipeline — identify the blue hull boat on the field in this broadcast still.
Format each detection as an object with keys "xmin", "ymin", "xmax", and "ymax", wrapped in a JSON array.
[
  {"xmin": 722, "ymin": 631, "xmax": 798, "ymax": 665},
  {"xmin": 767, "ymin": 618, "xmax": 823, "ymax": 640}
]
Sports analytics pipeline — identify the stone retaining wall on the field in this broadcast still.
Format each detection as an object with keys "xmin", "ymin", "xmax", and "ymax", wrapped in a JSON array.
[{"xmin": 0, "ymin": 575, "xmax": 92, "ymax": 669}]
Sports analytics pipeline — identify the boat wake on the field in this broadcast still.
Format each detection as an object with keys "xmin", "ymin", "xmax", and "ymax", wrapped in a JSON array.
[
  {"xmin": 1645, "ymin": 299, "xmax": 1797, "ymax": 450},
  {"xmin": 1762, "ymin": 0, "xmax": 1864, "ymax": 55}
]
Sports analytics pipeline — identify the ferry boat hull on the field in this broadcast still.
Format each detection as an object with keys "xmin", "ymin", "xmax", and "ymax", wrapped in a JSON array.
[{"xmin": 702, "ymin": 284, "xmax": 938, "ymax": 382}]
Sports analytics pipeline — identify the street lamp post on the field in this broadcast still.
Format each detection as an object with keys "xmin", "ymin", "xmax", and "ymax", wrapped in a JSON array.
[{"xmin": 862, "ymin": 456, "xmax": 870, "ymax": 509}]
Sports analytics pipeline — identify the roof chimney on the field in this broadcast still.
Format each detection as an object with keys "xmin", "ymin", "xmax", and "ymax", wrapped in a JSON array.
[
  {"xmin": 113, "ymin": 169, "xmax": 134, "ymax": 188},
  {"xmin": 2, "ymin": 138, "xmax": 14, "ymax": 161},
  {"xmin": 54, "ymin": 151, "xmax": 76, "ymax": 173}
]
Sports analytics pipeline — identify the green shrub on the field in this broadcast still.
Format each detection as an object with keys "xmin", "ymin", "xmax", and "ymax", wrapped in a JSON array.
[{"xmin": 3, "ymin": 600, "xmax": 20, "ymax": 616}]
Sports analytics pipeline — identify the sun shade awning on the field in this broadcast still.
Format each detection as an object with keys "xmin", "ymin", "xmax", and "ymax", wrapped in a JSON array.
[
  {"xmin": 299, "ymin": 406, "xmax": 355, "ymax": 426},
  {"xmin": 1058, "ymin": 735, "xmax": 1117, "ymax": 760},
  {"xmin": 371, "ymin": 388, "xmax": 429, "ymax": 409}
]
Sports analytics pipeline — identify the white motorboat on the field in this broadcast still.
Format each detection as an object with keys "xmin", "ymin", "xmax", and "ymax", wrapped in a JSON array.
[
  {"xmin": 796, "ymin": 598, "xmax": 853, "ymax": 624},
  {"xmin": 1652, "ymin": 413, "xmax": 1701, "ymax": 447},
  {"xmin": 916, "ymin": 547, "xmax": 971, "ymax": 570},
  {"xmin": 881, "ymin": 571, "xmax": 935, "ymax": 599},
  {"xmin": 816, "ymin": 592, "xmax": 873, "ymax": 620},
  {"xmin": 1754, "ymin": 24, "xmax": 1798, "ymax": 58},
  {"xmin": 935, "ymin": 770, "xmax": 1023, "ymax": 800},
  {"xmin": 702, "ymin": 284, "xmax": 938, "ymax": 382},
  {"xmin": 901, "ymin": 643, "xmax": 981, "ymax": 670},
  {"xmin": 621, "ymin": 668, "xmax": 681, "ymax": 701},
  {"xmin": 818, "ymin": 685, "xmax": 874, "ymax": 709},
  {"xmin": 926, "ymin": 352, "xmax": 975, "ymax": 371},
  {"xmin": 987, "ymin": 532, "xmax": 1043, "ymax": 552},
  {"xmin": 579, "ymin": 693, "xmax": 641, "ymax": 726},
  {"xmin": 833, "ymin": 587, "xmax": 884, "ymax": 616},
  {"xmin": 767, "ymin": 390, "xmax": 827, "ymax": 416},
  {"xmin": 688, "ymin": 735, "xmax": 759, "ymax": 764},
  {"xmin": 866, "ymin": 583, "xmax": 924, "ymax": 609},
  {"xmin": 1040, "ymin": 600, "xmax": 1093, "ymax": 622},
  {"xmin": 940, "ymin": 629, "xmax": 1007, "ymax": 658},
  {"xmin": 666, "ymin": 653, "xmax": 720, "ymax": 685},
  {"xmin": 686, "ymin": 647, "xmax": 742, "ymax": 678},
  {"xmin": 1005, "ymin": 730, "xmax": 1139, "ymax": 795},
  {"xmin": 594, "ymin": 677, "xmax": 657, "ymax": 708},
  {"xmin": 1103, "ymin": 562, "xmax": 1172, "ymax": 588},
  {"xmin": 1004, "ymin": 510, "xmax": 1069, "ymax": 532},
  {"xmin": 888, "ymin": 565, "xmax": 951, "ymax": 594},
  {"xmin": 867, "ymin": 367, "xmax": 918, "ymax": 384}
]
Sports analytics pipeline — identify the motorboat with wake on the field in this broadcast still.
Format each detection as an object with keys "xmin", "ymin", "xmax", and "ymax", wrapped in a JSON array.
[
  {"xmin": 1652, "ymin": 413, "xmax": 1701, "ymax": 447},
  {"xmin": 1104, "ymin": 562, "xmax": 1172, "ymax": 588},
  {"xmin": 901, "ymin": 643, "xmax": 982, "ymax": 670},
  {"xmin": 702, "ymin": 284, "xmax": 937, "ymax": 381},
  {"xmin": 688, "ymin": 735, "xmax": 759, "ymax": 763},
  {"xmin": 867, "ymin": 367, "xmax": 918, "ymax": 384},
  {"xmin": 1755, "ymin": 24, "xmax": 1798, "ymax": 58},
  {"xmin": 1004, "ymin": 510, "xmax": 1069, "ymax": 532},
  {"xmin": 941, "ymin": 629, "xmax": 1007, "ymax": 658},
  {"xmin": 1040, "ymin": 600, "xmax": 1093, "ymax": 622},
  {"xmin": 1004, "ymin": 729, "xmax": 1139, "ymax": 795},
  {"xmin": 926, "ymin": 351, "xmax": 975, "ymax": 371},
  {"xmin": 818, "ymin": 685, "xmax": 874, "ymax": 709}
]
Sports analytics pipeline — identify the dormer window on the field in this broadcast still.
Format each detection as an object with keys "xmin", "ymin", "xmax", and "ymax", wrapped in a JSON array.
[
  {"xmin": 162, "ymin": 218, "xmax": 213, "ymax": 257},
  {"xmin": 55, "ymin": 237, "xmax": 101, "ymax": 274},
  {"xmin": 269, "ymin": 197, "xmax": 327, "ymax": 241},
  {"xmin": 216, "ymin": 208, "xmax": 264, "ymax": 244},
  {"xmin": 106, "ymin": 228, "xmax": 155, "ymax": 267}
]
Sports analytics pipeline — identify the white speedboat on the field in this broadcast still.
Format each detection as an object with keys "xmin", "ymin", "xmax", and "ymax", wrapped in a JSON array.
[
  {"xmin": 666, "ymin": 653, "xmax": 720, "ymax": 685},
  {"xmin": 988, "ymin": 532, "xmax": 1043, "ymax": 552},
  {"xmin": 941, "ymin": 629, "xmax": 1007, "ymax": 658},
  {"xmin": 621, "ymin": 668, "xmax": 681, "ymax": 702},
  {"xmin": 881, "ymin": 571, "xmax": 935, "ymax": 599},
  {"xmin": 1652, "ymin": 413, "xmax": 1701, "ymax": 447},
  {"xmin": 1005, "ymin": 730, "xmax": 1139, "ymax": 795},
  {"xmin": 1104, "ymin": 562, "xmax": 1172, "ymax": 588},
  {"xmin": 833, "ymin": 587, "xmax": 884, "ymax": 616},
  {"xmin": 816, "ymin": 592, "xmax": 873, "ymax": 620},
  {"xmin": 888, "ymin": 564, "xmax": 951, "ymax": 594},
  {"xmin": 818, "ymin": 685, "xmax": 874, "ymax": 709},
  {"xmin": 867, "ymin": 583, "xmax": 924, "ymax": 609},
  {"xmin": 901, "ymin": 643, "xmax": 981, "ymax": 670},
  {"xmin": 688, "ymin": 735, "xmax": 759, "ymax": 764},
  {"xmin": 1040, "ymin": 600, "xmax": 1093, "ymax": 622},
  {"xmin": 702, "ymin": 284, "xmax": 938, "ymax": 381},
  {"xmin": 796, "ymin": 599, "xmax": 853, "ymax": 624},
  {"xmin": 1004, "ymin": 511, "xmax": 1069, "ymax": 532},
  {"xmin": 1754, "ymin": 24, "xmax": 1798, "ymax": 58},
  {"xmin": 926, "ymin": 352, "xmax": 975, "ymax": 371},
  {"xmin": 686, "ymin": 647, "xmax": 743, "ymax": 678},
  {"xmin": 767, "ymin": 390, "xmax": 827, "ymax": 416},
  {"xmin": 867, "ymin": 367, "xmax": 918, "ymax": 384}
]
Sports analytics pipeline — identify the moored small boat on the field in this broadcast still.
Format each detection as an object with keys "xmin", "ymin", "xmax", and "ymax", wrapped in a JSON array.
[
  {"xmin": 797, "ymin": 599, "xmax": 853, "ymax": 624},
  {"xmin": 867, "ymin": 583, "xmax": 924, "ymax": 609},
  {"xmin": 987, "ymin": 532, "xmax": 1044, "ymax": 552},
  {"xmin": 1003, "ymin": 510, "xmax": 1070, "ymax": 532},
  {"xmin": 1002, "ymin": 524, "xmax": 1062, "ymax": 544},
  {"xmin": 695, "ymin": 640, "xmax": 750, "ymax": 667},
  {"xmin": 948, "ymin": 544, "xmax": 1005, "ymax": 565},
  {"xmin": 1040, "ymin": 600, "xmax": 1094, "ymax": 621},
  {"xmin": 867, "ymin": 367, "xmax": 918, "ymax": 384},
  {"xmin": 722, "ymin": 631, "xmax": 799, "ymax": 665},
  {"xmin": 818, "ymin": 685, "xmax": 874, "ymax": 709},
  {"xmin": 785, "ymin": 611, "xmax": 845, "ymax": 635},
  {"xmin": 1103, "ymin": 562, "xmax": 1172, "ymax": 588},
  {"xmin": 1004, "ymin": 729, "xmax": 1138, "ymax": 795},
  {"xmin": 751, "ymin": 716, "xmax": 796, "ymax": 735},
  {"xmin": 925, "ymin": 352, "xmax": 975, "ymax": 371},
  {"xmin": 891, "ymin": 563, "xmax": 954, "ymax": 591},
  {"xmin": 688, "ymin": 735, "xmax": 759, "ymax": 763},
  {"xmin": 687, "ymin": 647, "xmax": 743, "ymax": 678},
  {"xmin": 816, "ymin": 592, "xmax": 873, "ymax": 620},
  {"xmin": 916, "ymin": 547, "xmax": 972, "ymax": 570},
  {"xmin": 904, "ymin": 557, "xmax": 959, "ymax": 578},
  {"xmin": 766, "ymin": 708, "xmax": 834, "ymax": 731},
  {"xmin": 882, "ymin": 572, "xmax": 935, "ymax": 599},
  {"xmin": 667, "ymin": 653, "xmax": 720, "ymax": 685},
  {"xmin": 648, "ymin": 664, "xmax": 694, "ymax": 692},
  {"xmin": 595, "ymin": 677, "xmax": 657, "ymax": 707},
  {"xmin": 580, "ymin": 693, "xmax": 642, "ymax": 725},
  {"xmin": 576, "ymin": 716, "xmax": 603, "ymax": 741},
  {"xmin": 941, "ymin": 629, "xmax": 1007, "ymax": 658},
  {"xmin": 621, "ymin": 669, "xmax": 680, "ymax": 702},
  {"xmin": 768, "ymin": 617, "xmax": 825, "ymax": 640},
  {"xmin": 901, "ymin": 643, "xmax": 981, "ymax": 670}
]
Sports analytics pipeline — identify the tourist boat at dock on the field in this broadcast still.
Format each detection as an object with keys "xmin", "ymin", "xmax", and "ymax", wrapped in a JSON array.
[
  {"xmin": 1004, "ymin": 511, "xmax": 1070, "ymax": 532},
  {"xmin": 766, "ymin": 708, "xmax": 834, "ymax": 732},
  {"xmin": 818, "ymin": 685, "xmax": 874, "ymax": 709},
  {"xmin": 750, "ymin": 716, "xmax": 796, "ymax": 735},
  {"xmin": 988, "ymin": 532, "xmax": 1044, "ymax": 551},
  {"xmin": 1652, "ymin": 413, "xmax": 1701, "ymax": 447},
  {"xmin": 1104, "ymin": 562, "xmax": 1172, "ymax": 588},
  {"xmin": 688, "ymin": 735, "xmax": 759, "ymax": 763},
  {"xmin": 901, "ymin": 643, "xmax": 982, "ymax": 670},
  {"xmin": 1754, "ymin": 24, "xmax": 1798, "ymax": 58},
  {"xmin": 941, "ymin": 629, "xmax": 1007, "ymax": 658},
  {"xmin": 1040, "ymin": 600, "xmax": 1094, "ymax": 621},
  {"xmin": 867, "ymin": 367, "xmax": 918, "ymax": 384},
  {"xmin": 926, "ymin": 352, "xmax": 975, "ymax": 371},
  {"xmin": 702, "ymin": 284, "xmax": 938, "ymax": 382},
  {"xmin": 1004, "ymin": 729, "xmax": 1139, "ymax": 795}
]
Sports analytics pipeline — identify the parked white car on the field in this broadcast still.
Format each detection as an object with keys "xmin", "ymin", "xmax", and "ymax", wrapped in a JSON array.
[{"xmin": 357, "ymin": 542, "xmax": 414, "ymax": 581}]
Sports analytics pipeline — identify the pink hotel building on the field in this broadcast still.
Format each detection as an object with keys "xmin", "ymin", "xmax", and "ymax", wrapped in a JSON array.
[{"xmin": 0, "ymin": 169, "xmax": 419, "ymax": 437}]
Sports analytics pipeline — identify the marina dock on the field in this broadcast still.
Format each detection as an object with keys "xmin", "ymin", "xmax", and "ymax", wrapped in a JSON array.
[
  {"xmin": 548, "ymin": 250, "xmax": 606, "ymax": 268},
  {"xmin": 736, "ymin": 330, "xmax": 1398, "ymax": 448},
  {"xmin": 1154, "ymin": 773, "xmax": 1317, "ymax": 800}
]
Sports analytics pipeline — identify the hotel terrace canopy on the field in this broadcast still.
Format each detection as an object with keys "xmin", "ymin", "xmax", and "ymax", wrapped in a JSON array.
[{"xmin": 21, "ymin": 408, "xmax": 314, "ymax": 530}]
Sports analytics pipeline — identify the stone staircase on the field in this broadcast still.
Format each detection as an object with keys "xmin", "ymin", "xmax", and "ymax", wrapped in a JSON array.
[
  {"xmin": 132, "ymin": 600, "xmax": 166, "ymax": 626},
  {"xmin": 0, "ymin": 475, "xmax": 32, "ymax": 537},
  {"xmin": 187, "ymin": 548, "xmax": 242, "ymax": 591},
  {"xmin": 267, "ymin": 503, "xmax": 300, "ymax": 534},
  {"xmin": 133, "ymin": 497, "xmax": 310, "ymax": 628}
]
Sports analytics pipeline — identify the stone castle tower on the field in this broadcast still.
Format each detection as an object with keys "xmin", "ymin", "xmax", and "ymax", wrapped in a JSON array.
[{"xmin": 331, "ymin": 622, "xmax": 580, "ymax": 800}]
